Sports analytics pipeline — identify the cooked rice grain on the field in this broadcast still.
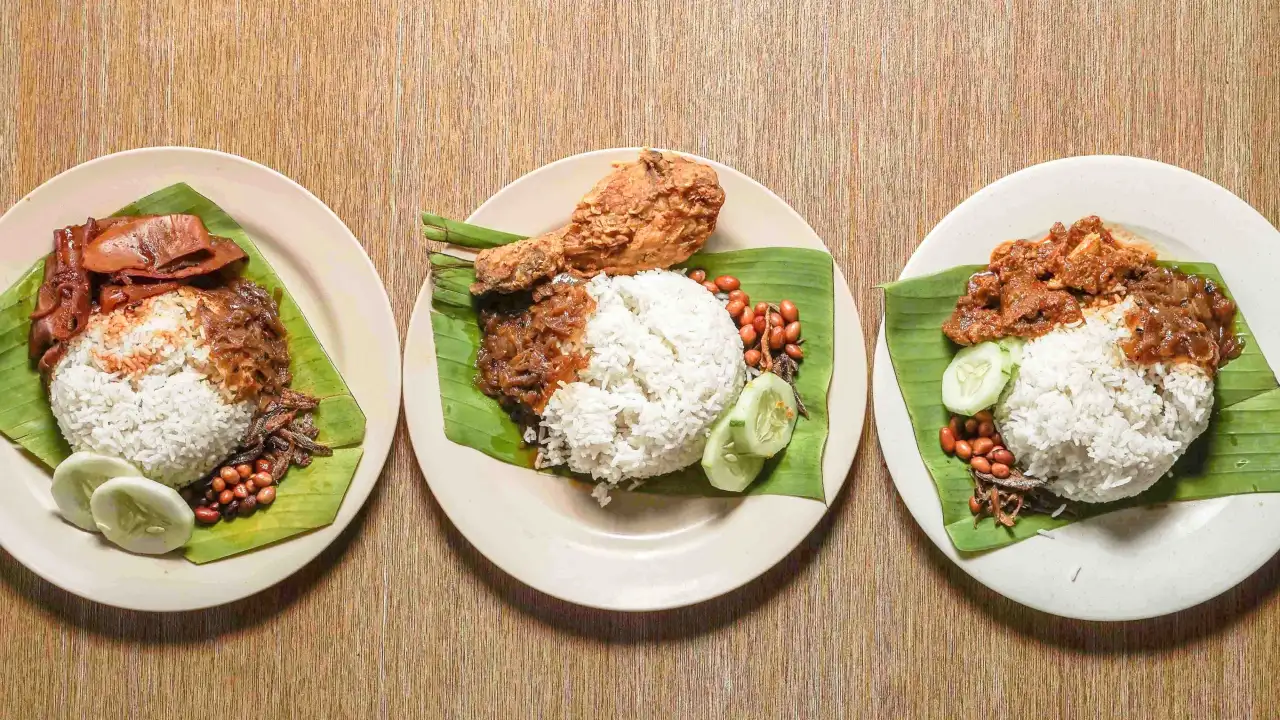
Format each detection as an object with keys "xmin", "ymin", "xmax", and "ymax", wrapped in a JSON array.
[
  {"xmin": 537, "ymin": 271, "xmax": 745, "ymax": 499},
  {"xmin": 49, "ymin": 289, "xmax": 254, "ymax": 488},
  {"xmin": 995, "ymin": 299, "xmax": 1213, "ymax": 503}
]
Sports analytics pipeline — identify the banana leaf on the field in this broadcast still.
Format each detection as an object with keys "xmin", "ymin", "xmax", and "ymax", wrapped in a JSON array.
[
  {"xmin": 0, "ymin": 184, "xmax": 366, "ymax": 564},
  {"xmin": 883, "ymin": 263, "xmax": 1279, "ymax": 552},
  {"xmin": 424, "ymin": 216, "xmax": 835, "ymax": 501},
  {"xmin": 422, "ymin": 211, "xmax": 525, "ymax": 249}
]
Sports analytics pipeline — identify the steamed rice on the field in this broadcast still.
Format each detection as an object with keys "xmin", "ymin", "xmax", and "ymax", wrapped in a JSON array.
[
  {"xmin": 995, "ymin": 298, "xmax": 1213, "ymax": 503},
  {"xmin": 48, "ymin": 288, "xmax": 254, "ymax": 488},
  {"xmin": 535, "ymin": 270, "xmax": 745, "ymax": 502}
]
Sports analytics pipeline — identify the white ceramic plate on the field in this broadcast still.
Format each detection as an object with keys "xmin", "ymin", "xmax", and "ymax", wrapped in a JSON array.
[
  {"xmin": 0, "ymin": 148, "xmax": 399, "ymax": 611},
  {"xmin": 404, "ymin": 148, "xmax": 866, "ymax": 611},
  {"xmin": 875, "ymin": 155, "xmax": 1280, "ymax": 621}
]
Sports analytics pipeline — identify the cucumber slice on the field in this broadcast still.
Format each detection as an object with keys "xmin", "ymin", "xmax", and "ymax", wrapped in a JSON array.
[
  {"xmin": 51, "ymin": 452, "xmax": 142, "ymax": 532},
  {"xmin": 997, "ymin": 336, "xmax": 1026, "ymax": 367},
  {"xmin": 728, "ymin": 372, "xmax": 799, "ymax": 458},
  {"xmin": 701, "ymin": 412, "xmax": 765, "ymax": 492},
  {"xmin": 89, "ymin": 477, "xmax": 194, "ymax": 555},
  {"xmin": 942, "ymin": 341, "xmax": 1010, "ymax": 416}
]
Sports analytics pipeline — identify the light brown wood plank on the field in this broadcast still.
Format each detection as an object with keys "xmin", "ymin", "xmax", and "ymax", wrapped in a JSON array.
[{"xmin": 0, "ymin": 1, "xmax": 1276, "ymax": 717}]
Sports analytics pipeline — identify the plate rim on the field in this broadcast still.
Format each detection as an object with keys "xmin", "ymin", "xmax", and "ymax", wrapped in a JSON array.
[
  {"xmin": 404, "ymin": 146, "xmax": 867, "ymax": 611},
  {"xmin": 874, "ymin": 154, "xmax": 1280, "ymax": 621},
  {"xmin": 0, "ymin": 146, "xmax": 400, "ymax": 611}
]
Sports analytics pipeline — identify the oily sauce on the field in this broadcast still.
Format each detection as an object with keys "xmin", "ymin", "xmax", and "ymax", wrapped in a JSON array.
[
  {"xmin": 943, "ymin": 216, "xmax": 1242, "ymax": 372},
  {"xmin": 197, "ymin": 279, "xmax": 293, "ymax": 403},
  {"xmin": 476, "ymin": 280, "xmax": 596, "ymax": 422},
  {"xmin": 1121, "ymin": 267, "xmax": 1242, "ymax": 368}
]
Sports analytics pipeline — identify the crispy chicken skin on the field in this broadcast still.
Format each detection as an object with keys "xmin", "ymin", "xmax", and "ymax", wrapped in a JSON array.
[
  {"xmin": 472, "ymin": 228, "xmax": 569, "ymax": 295},
  {"xmin": 470, "ymin": 149, "xmax": 726, "ymax": 294}
]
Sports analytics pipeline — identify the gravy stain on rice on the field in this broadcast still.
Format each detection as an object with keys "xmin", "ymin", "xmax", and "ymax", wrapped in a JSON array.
[
  {"xmin": 49, "ymin": 288, "xmax": 254, "ymax": 488},
  {"xmin": 536, "ymin": 270, "xmax": 745, "ymax": 502},
  {"xmin": 995, "ymin": 298, "xmax": 1213, "ymax": 503}
]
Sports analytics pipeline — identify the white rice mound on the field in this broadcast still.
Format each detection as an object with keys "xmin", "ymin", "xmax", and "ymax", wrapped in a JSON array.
[
  {"xmin": 49, "ymin": 288, "xmax": 255, "ymax": 489},
  {"xmin": 995, "ymin": 298, "xmax": 1214, "ymax": 503},
  {"xmin": 535, "ymin": 270, "xmax": 746, "ymax": 501}
]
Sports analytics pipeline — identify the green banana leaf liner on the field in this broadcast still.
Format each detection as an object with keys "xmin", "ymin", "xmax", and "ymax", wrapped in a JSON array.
[
  {"xmin": 883, "ymin": 263, "xmax": 1280, "ymax": 552},
  {"xmin": 423, "ymin": 212, "xmax": 835, "ymax": 501},
  {"xmin": 0, "ymin": 184, "xmax": 366, "ymax": 564}
]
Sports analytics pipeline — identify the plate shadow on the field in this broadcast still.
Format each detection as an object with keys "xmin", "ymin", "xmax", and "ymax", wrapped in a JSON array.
[
  {"xmin": 889, "ymin": 483, "xmax": 1280, "ymax": 652},
  {"xmin": 0, "ymin": 468, "xmax": 386, "ymax": 643},
  {"xmin": 415, "ymin": 447, "xmax": 856, "ymax": 644}
]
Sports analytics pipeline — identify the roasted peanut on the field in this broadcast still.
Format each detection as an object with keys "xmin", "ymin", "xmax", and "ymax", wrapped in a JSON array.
[
  {"xmin": 939, "ymin": 427, "xmax": 957, "ymax": 454},
  {"xmin": 714, "ymin": 275, "xmax": 741, "ymax": 292}
]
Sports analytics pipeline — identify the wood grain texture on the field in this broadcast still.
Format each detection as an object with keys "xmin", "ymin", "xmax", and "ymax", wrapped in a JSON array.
[{"xmin": 0, "ymin": 1, "xmax": 1276, "ymax": 717}]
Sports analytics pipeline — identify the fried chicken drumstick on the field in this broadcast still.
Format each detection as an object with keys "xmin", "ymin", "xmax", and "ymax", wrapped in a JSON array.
[{"xmin": 470, "ymin": 149, "xmax": 726, "ymax": 294}]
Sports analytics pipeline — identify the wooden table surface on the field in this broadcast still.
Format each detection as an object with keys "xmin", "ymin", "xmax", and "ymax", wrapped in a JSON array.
[{"xmin": 2, "ymin": 1, "xmax": 1278, "ymax": 717}]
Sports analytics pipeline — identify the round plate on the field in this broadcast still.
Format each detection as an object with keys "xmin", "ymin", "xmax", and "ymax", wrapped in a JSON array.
[
  {"xmin": 0, "ymin": 147, "xmax": 399, "ymax": 611},
  {"xmin": 875, "ymin": 155, "xmax": 1280, "ymax": 621},
  {"xmin": 404, "ymin": 148, "xmax": 866, "ymax": 610}
]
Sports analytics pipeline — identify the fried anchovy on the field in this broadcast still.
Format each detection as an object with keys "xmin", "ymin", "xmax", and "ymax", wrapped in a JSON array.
[
  {"xmin": 278, "ymin": 387, "xmax": 320, "ymax": 411},
  {"xmin": 267, "ymin": 446, "xmax": 292, "ymax": 482},
  {"xmin": 277, "ymin": 427, "xmax": 332, "ymax": 457},
  {"xmin": 769, "ymin": 352, "xmax": 809, "ymax": 419},
  {"xmin": 973, "ymin": 467, "xmax": 1046, "ymax": 491},
  {"xmin": 969, "ymin": 467, "xmax": 1073, "ymax": 528},
  {"xmin": 216, "ymin": 388, "xmax": 327, "ymax": 480},
  {"xmin": 289, "ymin": 414, "xmax": 320, "ymax": 439},
  {"xmin": 224, "ymin": 442, "xmax": 265, "ymax": 468},
  {"xmin": 262, "ymin": 410, "xmax": 296, "ymax": 435}
]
